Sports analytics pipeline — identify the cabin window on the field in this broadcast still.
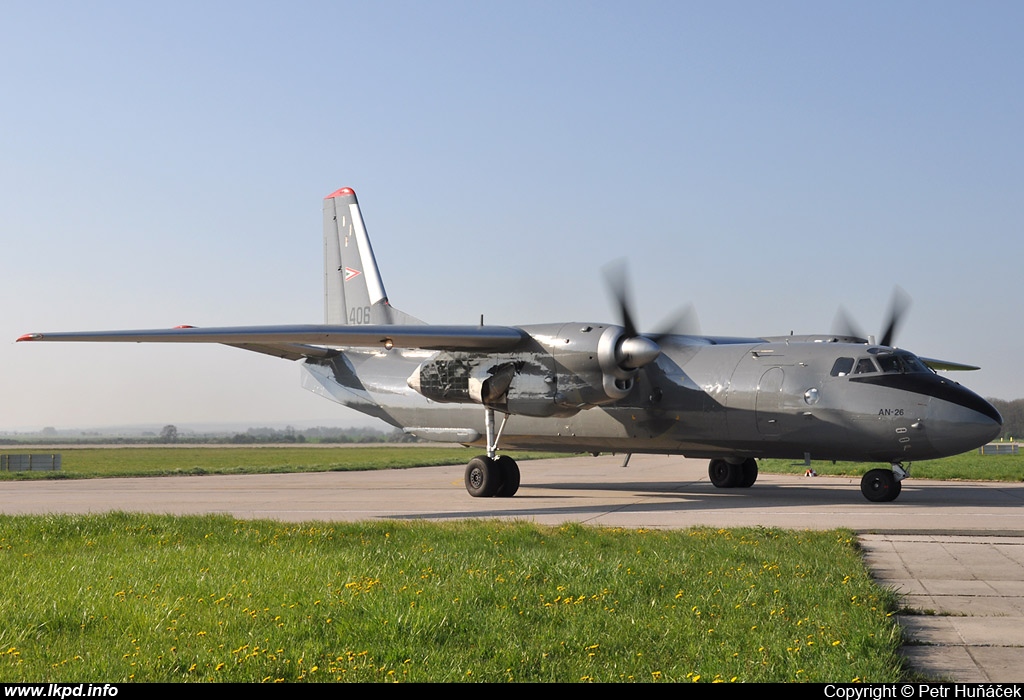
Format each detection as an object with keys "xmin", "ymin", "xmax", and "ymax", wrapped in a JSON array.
[{"xmin": 830, "ymin": 357, "xmax": 854, "ymax": 377}]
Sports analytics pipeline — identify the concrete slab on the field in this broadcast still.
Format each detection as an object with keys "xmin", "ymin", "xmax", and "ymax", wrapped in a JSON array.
[
  {"xmin": 860, "ymin": 534, "xmax": 1024, "ymax": 683},
  {"xmin": 1, "ymin": 455, "xmax": 1022, "ymax": 532}
]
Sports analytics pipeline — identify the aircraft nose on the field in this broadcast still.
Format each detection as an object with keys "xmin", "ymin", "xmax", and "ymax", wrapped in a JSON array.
[{"xmin": 925, "ymin": 388, "xmax": 1002, "ymax": 455}]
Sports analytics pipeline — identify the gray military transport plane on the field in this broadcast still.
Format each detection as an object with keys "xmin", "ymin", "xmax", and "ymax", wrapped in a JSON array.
[{"xmin": 19, "ymin": 187, "xmax": 1002, "ymax": 502}]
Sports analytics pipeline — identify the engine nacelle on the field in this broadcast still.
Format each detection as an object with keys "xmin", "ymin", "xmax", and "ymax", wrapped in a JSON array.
[
  {"xmin": 406, "ymin": 323, "xmax": 651, "ymax": 417},
  {"xmin": 547, "ymin": 323, "xmax": 638, "ymax": 407},
  {"xmin": 407, "ymin": 352, "xmax": 568, "ymax": 417}
]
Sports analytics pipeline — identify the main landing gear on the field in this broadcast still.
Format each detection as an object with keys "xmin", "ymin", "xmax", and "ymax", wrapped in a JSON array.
[
  {"xmin": 708, "ymin": 458, "xmax": 758, "ymax": 488},
  {"xmin": 465, "ymin": 407, "xmax": 520, "ymax": 498},
  {"xmin": 465, "ymin": 454, "xmax": 520, "ymax": 497},
  {"xmin": 860, "ymin": 463, "xmax": 907, "ymax": 503},
  {"xmin": 708, "ymin": 457, "xmax": 909, "ymax": 502}
]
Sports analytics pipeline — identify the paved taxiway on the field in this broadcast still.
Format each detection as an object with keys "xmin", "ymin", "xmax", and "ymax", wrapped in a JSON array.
[{"xmin": 3, "ymin": 454, "xmax": 1022, "ymax": 681}]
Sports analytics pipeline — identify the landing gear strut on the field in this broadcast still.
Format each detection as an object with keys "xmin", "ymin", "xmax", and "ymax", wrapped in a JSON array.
[
  {"xmin": 465, "ymin": 407, "xmax": 520, "ymax": 498},
  {"xmin": 708, "ymin": 458, "xmax": 758, "ymax": 488},
  {"xmin": 860, "ymin": 463, "xmax": 906, "ymax": 502}
]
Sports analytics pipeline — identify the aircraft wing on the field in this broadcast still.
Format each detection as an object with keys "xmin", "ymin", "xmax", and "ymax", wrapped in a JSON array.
[
  {"xmin": 919, "ymin": 356, "xmax": 981, "ymax": 372},
  {"xmin": 17, "ymin": 324, "xmax": 527, "ymax": 361}
]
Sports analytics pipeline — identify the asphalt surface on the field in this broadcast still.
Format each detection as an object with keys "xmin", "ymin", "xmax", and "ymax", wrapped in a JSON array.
[{"xmin": 2, "ymin": 453, "xmax": 1022, "ymax": 681}]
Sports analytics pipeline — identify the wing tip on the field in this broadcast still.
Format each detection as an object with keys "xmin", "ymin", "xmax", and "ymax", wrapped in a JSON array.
[
  {"xmin": 324, "ymin": 187, "xmax": 356, "ymax": 200},
  {"xmin": 17, "ymin": 333, "xmax": 42, "ymax": 342}
]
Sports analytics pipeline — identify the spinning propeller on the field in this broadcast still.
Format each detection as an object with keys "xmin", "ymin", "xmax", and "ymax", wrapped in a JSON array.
[
  {"xmin": 603, "ymin": 261, "xmax": 700, "ymax": 370},
  {"xmin": 833, "ymin": 286, "xmax": 912, "ymax": 347}
]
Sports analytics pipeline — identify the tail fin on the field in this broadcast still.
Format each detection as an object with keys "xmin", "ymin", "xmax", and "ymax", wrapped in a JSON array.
[{"xmin": 322, "ymin": 187, "xmax": 423, "ymax": 325}]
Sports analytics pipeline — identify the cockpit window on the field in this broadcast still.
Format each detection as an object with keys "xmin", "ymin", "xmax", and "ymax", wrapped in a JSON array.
[
  {"xmin": 854, "ymin": 358, "xmax": 877, "ymax": 374},
  {"xmin": 830, "ymin": 357, "xmax": 854, "ymax": 377},
  {"xmin": 877, "ymin": 355, "xmax": 900, "ymax": 373},
  {"xmin": 897, "ymin": 353, "xmax": 931, "ymax": 373},
  {"xmin": 837, "ymin": 351, "xmax": 934, "ymax": 378},
  {"xmin": 874, "ymin": 351, "xmax": 932, "ymax": 374}
]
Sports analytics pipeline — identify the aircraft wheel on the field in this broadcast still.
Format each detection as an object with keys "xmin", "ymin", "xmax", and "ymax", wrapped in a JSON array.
[
  {"xmin": 738, "ymin": 458, "xmax": 758, "ymax": 487},
  {"xmin": 494, "ymin": 456, "xmax": 520, "ymax": 497},
  {"xmin": 708, "ymin": 459, "xmax": 740, "ymax": 488},
  {"xmin": 465, "ymin": 455, "xmax": 501, "ymax": 498},
  {"xmin": 861, "ymin": 469, "xmax": 902, "ymax": 502}
]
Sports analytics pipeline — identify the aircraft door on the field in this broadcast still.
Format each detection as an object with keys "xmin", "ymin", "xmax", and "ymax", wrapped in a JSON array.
[{"xmin": 755, "ymin": 367, "xmax": 785, "ymax": 436}]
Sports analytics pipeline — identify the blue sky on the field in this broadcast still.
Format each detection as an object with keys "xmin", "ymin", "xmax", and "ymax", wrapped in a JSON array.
[{"xmin": 2, "ymin": 2, "xmax": 1021, "ymax": 431}]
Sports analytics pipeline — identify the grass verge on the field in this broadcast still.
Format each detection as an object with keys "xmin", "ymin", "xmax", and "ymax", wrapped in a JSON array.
[
  {"xmin": 759, "ymin": 451, "xmax": 1024, "ymax": 482},
  {"xmin": 0, "ymin": 447, "xmax": 562, "ymax": 480},
  {"xmin": 0, "ymin": 514, "xmax": 902, "ymax": 683}
]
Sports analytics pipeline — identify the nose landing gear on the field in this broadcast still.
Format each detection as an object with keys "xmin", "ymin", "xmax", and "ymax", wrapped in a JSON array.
[{"xmin": 860, "ymin": 463, "xmax": 907, "ymax": 502}]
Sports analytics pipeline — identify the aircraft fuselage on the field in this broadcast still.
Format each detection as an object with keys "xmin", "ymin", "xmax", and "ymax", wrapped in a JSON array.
[{"xmin": 301, "ymin": 323, "xmax": 1001, "ymax": 465}]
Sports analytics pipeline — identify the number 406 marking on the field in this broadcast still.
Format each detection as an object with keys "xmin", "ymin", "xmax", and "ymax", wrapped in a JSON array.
[{"xmin": 349, "ymin": 306, "xmax": 371, "ymax": 324}]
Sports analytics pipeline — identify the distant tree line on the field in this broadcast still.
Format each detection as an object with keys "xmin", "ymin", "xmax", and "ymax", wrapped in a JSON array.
[
  {"xmin": 987, "ymin": 399, "xmax": 1024, "ymax": 441},
  {"xmin": 2, "ymin": 425, "xmax": 421, "ymax": 445},
  {"xmin": 224, "ymin": 426, "xmax": 419, "ymax": 444}
]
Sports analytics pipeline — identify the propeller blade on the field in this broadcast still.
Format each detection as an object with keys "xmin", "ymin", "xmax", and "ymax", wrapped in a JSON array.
[
  {"xmin": 879, "ymin": 287, "xmax": 911, "ymax": 348},
  {"xmin": 602, "ymin": 259, "xmax": 641, "ymax": 337},
  {"xmin": 601, "ymin": 259, "xmax": 665, "ymax": 369},
  {"xmin": 832, "ymin": 306, "xmax": 866, "ymax": 341},
  {"xmin": 649, "ymin": 303, "xmax": 701, "ymax": 340}
]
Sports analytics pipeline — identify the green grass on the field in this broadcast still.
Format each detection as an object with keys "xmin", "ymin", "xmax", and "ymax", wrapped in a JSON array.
[
  {"xmin": 0, "ymin": 514, "xmax": 902, "ymax": 683},
  {"xmin": 4, "ymin": 446, "xmax": 1022, "ymax": 483},
  {"xmin": 0, "ymin": 447, "xmax": 562, "ymax": 480},
  {"xmin": 759, "ymin": 450, "xmax": 1024, "ymax": 482}
]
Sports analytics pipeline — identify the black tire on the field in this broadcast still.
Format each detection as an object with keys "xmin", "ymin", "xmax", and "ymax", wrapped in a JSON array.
[
  {"xmin": 494, "ymin": 455, "xmax": 520, "ymax": 497},
  {"xmin": 708, "ymin": 459, "xmax": 740, "ymax": 488},
  {"xmin": 465, "ymin": 455, "xmax": 501, "ymax": 497},
  {"xmin": 738, "ymin": 458, "xmax": 758, "ymax": 488},
  {"xmin": 861, "ymin": 469, "xmax": 902, "ymax": 502}
]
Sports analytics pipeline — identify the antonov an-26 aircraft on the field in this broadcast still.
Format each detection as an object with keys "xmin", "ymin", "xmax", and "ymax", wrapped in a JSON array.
[{"xmin": 19, "ymin": 187, "xmax": 1002, "ymax": 502}]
